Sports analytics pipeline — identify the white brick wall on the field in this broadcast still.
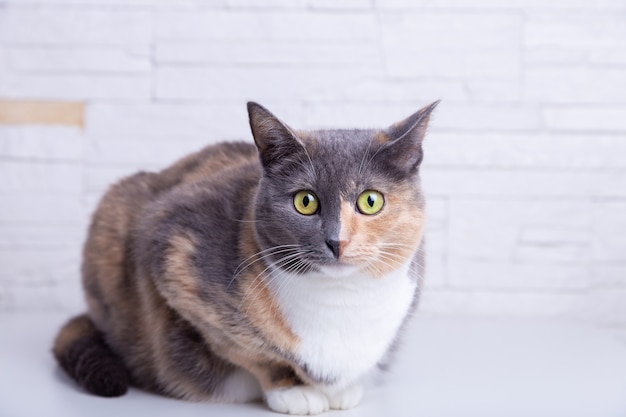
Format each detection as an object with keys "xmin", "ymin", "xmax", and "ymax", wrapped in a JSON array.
[{"xmin": 0, "ymin": 0, "xmax": 625, "ymax": 330}]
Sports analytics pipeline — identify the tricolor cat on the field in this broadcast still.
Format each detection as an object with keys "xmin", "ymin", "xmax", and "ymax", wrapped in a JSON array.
[{"xmin": 53, "ymin": 101, "xmax": 438, "ymax": 415}]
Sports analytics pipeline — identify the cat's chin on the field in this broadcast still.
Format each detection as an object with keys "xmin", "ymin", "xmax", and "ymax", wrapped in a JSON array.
[{"xmin": 318, "ymin": 263, "xmax": 361, "ymax": 278}]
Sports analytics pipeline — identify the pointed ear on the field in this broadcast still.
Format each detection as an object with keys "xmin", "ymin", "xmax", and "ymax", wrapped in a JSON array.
[
  {"xmin": 247, "ymin": 102, "xmax": 304, "ymax": 168},
  {"xmin": 380, "ymin": 100, "xmax": 440, "ymax": 173}
]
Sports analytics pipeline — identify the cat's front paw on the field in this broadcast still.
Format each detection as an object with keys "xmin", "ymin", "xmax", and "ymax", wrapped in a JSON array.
[
  {"xmin": 265, "ymin": 386, "xmax": 330, "ymax": 415},
  {"xmin": 329, "ymin": 384, "xmax": 363, "ymax": 410}
]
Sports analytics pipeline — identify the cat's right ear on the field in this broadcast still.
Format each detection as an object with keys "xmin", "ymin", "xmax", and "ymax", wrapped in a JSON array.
[{"xmin": 247, "ymin": 102, "xmax": 304, "ymax": 168}]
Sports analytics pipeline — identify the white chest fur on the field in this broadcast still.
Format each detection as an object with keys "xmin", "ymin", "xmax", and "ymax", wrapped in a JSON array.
[{"xmin": 267, "ymin": 262, "xmax": 416, "ymax": 389}]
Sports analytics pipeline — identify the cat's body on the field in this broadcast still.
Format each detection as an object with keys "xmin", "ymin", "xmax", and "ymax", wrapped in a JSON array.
[{"xmin": 54, "ymin": 102, "xmax": 438, "ymax": 415}]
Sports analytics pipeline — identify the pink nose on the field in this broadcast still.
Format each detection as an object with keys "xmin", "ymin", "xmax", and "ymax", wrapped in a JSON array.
[{"xmin": 326, "ymin": 240, "xmax": 348, "ymax": 258}]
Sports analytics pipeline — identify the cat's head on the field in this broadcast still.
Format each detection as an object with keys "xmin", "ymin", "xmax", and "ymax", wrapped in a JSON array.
[{"xmin": 248, "ymin": 101, "xmax": 438, "ymax": 279}]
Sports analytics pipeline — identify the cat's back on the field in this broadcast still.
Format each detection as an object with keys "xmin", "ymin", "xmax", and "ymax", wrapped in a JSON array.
[
  {"xmin": 153, "ymin": 141, "xmax": 259, "ymax": 194},
  {"xmin": 96, "ymin": 140, "xmax": 258, "ymax": 221},
  {"xmin": 82, "ymin": 141, "xmax": 259, "ymax": 333}
]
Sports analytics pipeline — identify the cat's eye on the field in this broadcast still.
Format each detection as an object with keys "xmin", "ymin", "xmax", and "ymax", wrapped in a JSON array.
[
  {"xmin": 293, "ymin": 191, "xmax": 319, "ymax": 215},
  {"xmin": 356, "ymin": 190, "xmax": 384, "ymax": 215}
]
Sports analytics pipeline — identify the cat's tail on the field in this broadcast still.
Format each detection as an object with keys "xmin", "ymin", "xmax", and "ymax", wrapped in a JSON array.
[{"xmin": 53, "ymin": 314, "xmax": 129, "ymax": 397}]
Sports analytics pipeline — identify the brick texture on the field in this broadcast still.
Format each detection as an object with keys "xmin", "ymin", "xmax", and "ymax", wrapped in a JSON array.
[{"xmin": 0, "ymin": 1, "xmax": 624, "ymax": 331}]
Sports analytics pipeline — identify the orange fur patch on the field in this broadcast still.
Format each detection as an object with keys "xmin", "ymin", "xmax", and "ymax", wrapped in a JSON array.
[
  {"xmin": 164, "ymin": 233, "xmax": 200, "ymax": 293},
  {"xmin": 340, "ymin": 187, "xmax": 424, "ymax": 278},
  {"xmin": 160, "ymin": 231, "xmax": 226, "ymax": 327},
  {"xmin": 374, "ymin": 132, "xmax": 391, "ymax": 144},
  {"xmin": 237, "ymin": 212, "xmax": 300, "ymax": 354}
]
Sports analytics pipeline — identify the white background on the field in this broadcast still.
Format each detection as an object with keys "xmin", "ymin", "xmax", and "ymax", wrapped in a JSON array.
[{"xmin": 0, "ymin": 0, "xmax": 625, "ymax": 335}]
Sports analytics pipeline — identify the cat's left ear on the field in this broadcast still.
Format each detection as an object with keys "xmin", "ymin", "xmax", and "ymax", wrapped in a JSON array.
[
  {"xmin": 247, "ymin": 102, "xmax": 305, "ymax": 169},
  {"xmin": 380, "ymin": 100, "xmax": 440, "ymax": 174}
]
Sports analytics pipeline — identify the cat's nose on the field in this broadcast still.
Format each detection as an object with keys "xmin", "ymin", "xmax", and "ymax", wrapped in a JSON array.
[{"xmin": 325, "ymin": 239, "xmax": 344, "ymax": 259}]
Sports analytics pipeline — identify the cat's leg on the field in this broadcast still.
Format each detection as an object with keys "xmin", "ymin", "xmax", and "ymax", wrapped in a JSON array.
[
  {"xmin": 326, "ymin": 383, "xmax": 363, "ymax": 410},
  {"xmin": 264, "ymin": 386, "xmax": 330, "ymax": 415},
  {"xmin": 263, "ymin": 382, "xmax": 364, "ymax": 414},
  {"xmin": 212, "ymin": 345, "xmax": 329, "ymax": 415},
  {"xmin": 219, "ymin": 368, "xmax": 263, "ymax": 403},
  {"xmin": 257, "ymin": 365, "xmax": 330, "ymax": 415},
  {"xmin": 245, "ymin": 363, "xmax": 330, "ymax": 414}
]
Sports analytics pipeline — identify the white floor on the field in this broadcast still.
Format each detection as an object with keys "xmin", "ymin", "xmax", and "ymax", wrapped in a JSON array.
[{"xmin": 1, "ymin": 313, "xmax": 625, "ymax": 417}]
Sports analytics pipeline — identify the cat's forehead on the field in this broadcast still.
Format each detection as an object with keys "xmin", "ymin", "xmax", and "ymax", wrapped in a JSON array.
[
  {"xmin": 297, "ymin": 128, "xmax": 381, "ymax": 159},
  {"xmin": 289, "ymin": 128, "xmax": 396, "ymax": 192}
]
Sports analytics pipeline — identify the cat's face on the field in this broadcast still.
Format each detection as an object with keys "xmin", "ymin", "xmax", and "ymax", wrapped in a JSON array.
[{"xmin": 248, "ymin": 102, "xmax": 438, "ymax": 278}]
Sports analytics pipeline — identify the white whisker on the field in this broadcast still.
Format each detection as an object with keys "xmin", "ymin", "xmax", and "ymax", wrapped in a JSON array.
[
  {"xmin": 228, "ymin": 244, "xmax": 303, "ymax": 290},
  {"xmin": 359, "ymin": 140, "xmax": 387, "ymax": 177},
  {"xmin": 239, "ymin": 250, "xmax": 313, "ymax": 313},
  {"xmin": 265, "ymin": 259, "xmax": 311, "ymax": 324},
  {"xmin": 357, "ymin": 137, "xmax": 376, "ymax": 177},
  {"xmin": 239, "ymin": 251, "xmax": 304, "ymax": 305}
]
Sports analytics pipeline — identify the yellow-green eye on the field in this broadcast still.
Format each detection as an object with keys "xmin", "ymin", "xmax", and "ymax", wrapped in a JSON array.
[
  {"xmin": 357, "ymin": 190, "xmax": 384, "ymax": 215},
  {"xmin": 293, "ymin": 191, "xmax": 319, "ymax": 215}
]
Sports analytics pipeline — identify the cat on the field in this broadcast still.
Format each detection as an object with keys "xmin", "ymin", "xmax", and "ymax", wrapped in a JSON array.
[{"xmin": 53, "ymin": 100, "xmax": 438, "ymax": 415}]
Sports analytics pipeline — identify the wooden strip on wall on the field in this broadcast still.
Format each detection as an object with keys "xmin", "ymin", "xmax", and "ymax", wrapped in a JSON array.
[{"xmin": 0, "ymin": 100, "xmax": 84, "ymax": 127}]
